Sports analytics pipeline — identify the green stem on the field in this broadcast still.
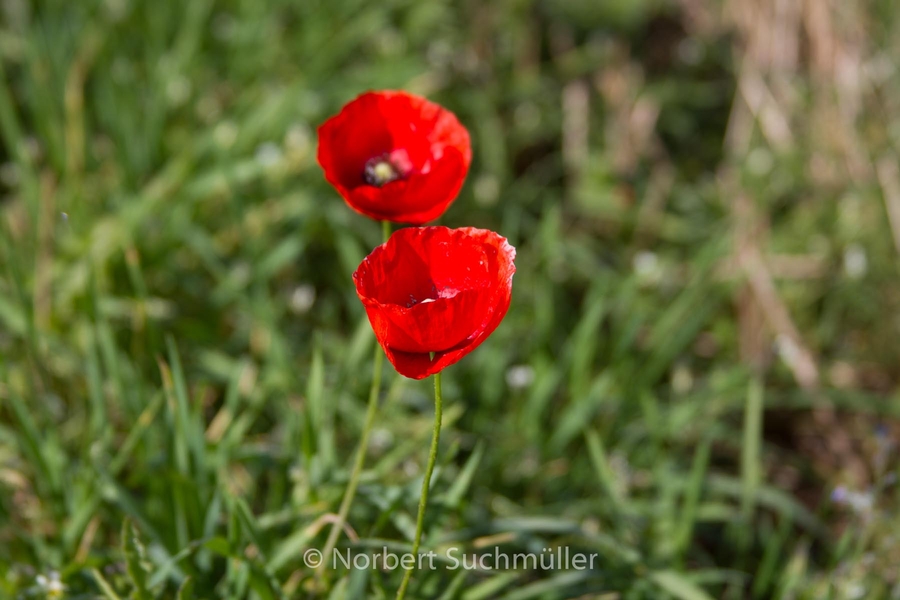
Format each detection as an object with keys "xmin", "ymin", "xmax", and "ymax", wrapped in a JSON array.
[
  {"xmin": 396, "ymin": 371, "xmax": 443, "ymax": 600},
  {"xmin": 318, "ymin": 221, "xmax": 391, "ymax": 579}
]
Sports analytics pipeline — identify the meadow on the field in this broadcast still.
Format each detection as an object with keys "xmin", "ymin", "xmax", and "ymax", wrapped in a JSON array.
[{"xmin": 1, "ymin": 0, "xmax": 899, "ymax": 598}]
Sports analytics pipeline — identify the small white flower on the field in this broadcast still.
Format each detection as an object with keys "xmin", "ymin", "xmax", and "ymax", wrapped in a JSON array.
[
  {"xmin": 403, "ymin": 460, "xmax": 420, "ymax": 477},
  {"xmin": 845, "ymin": 581, "xmax": 866, "ymax": 600},
  {"xmin": 47, "ymin": 579, "xmax": 65, "ymax": 596},
  {"xmin": 290, "ymin": 285, "xmax": 316, "ymax": 314},
  {"xmin": 847, "ymin": 490, "xmax": 874, "ymax": 514},
  {"xmin": 832, "ymin": 485, "xmax": 874, "ymax": 515},
  {"xmin": 369, "ymin": 428, "xmax": 393, "ymax": 453},
  {"xmin": 843, "ymin": 244, "xmax": 867, "ymax": 279},
  {"xmin": 255, "ymin": 142, "xmax": 283, "ymax": 169},
  {"xmin": 505, "ymin": 365, "xmax": 535, "ymax": 390},
  {"xmin": 632, "ymin": 251, "xmax": 659, "ymax": 280},
  {"xmin": 36, "ymin": 571, "xmax": 65, "ymax": 597}
]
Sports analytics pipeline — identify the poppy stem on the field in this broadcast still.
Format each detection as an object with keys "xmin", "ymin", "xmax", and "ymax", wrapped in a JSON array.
[
  {"xmin": 396, "ymin": 371, "xmax": 443, "ymax": 600},
  {"xmin": 317, "ymin": 221, "xmax": 391, "ymax": 581}
]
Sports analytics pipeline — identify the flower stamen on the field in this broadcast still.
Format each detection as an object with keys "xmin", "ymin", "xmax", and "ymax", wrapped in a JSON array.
[{"xmin": 364, "ymin": 156, "xmax": 402, "ymax": 187}]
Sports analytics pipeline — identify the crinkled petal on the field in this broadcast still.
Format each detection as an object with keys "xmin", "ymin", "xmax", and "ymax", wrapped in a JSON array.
[{"xmin": 353, "ymin": 226, "xmax": 516, "ymax": 379}]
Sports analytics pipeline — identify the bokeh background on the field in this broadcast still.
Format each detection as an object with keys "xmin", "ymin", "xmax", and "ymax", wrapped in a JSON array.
[{"xmin": 1, "ymin": 0, "xmax": 899, "ymax": 598}]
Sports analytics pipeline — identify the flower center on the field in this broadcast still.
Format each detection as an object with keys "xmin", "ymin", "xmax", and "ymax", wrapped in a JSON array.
[
  {"xmin": 363, "ymin": 156, "xmax": 403, "ymax": 187},
  {"xmin": 404, "ymin": 284, "xmax": 458, "ymax": 308}
]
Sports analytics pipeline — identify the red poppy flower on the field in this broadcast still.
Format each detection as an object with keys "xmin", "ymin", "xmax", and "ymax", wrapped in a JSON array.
[
  {"xmin": 353, "ymin": 226, "xmax": 516, "ymax": 379},
  {"xmin": 317, "ymin": 91, "xmax": 472, "ymax": 225}
]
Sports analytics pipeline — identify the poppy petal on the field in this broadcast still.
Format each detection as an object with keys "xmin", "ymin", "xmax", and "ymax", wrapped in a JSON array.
[{"xmin": 346, "ymin": 148, "xmax": 468, "ymax": 224}]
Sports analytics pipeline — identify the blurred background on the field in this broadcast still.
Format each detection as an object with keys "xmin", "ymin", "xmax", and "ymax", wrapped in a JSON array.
[{"xmin": 1, "ymin": 0, "xmax": 899, "ymax": 598}]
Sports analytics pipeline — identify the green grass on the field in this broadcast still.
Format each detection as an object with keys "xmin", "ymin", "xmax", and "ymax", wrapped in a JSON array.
[{"xmin": 2, "ymin": 0, "xmax": 900, "ymax": 598}]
